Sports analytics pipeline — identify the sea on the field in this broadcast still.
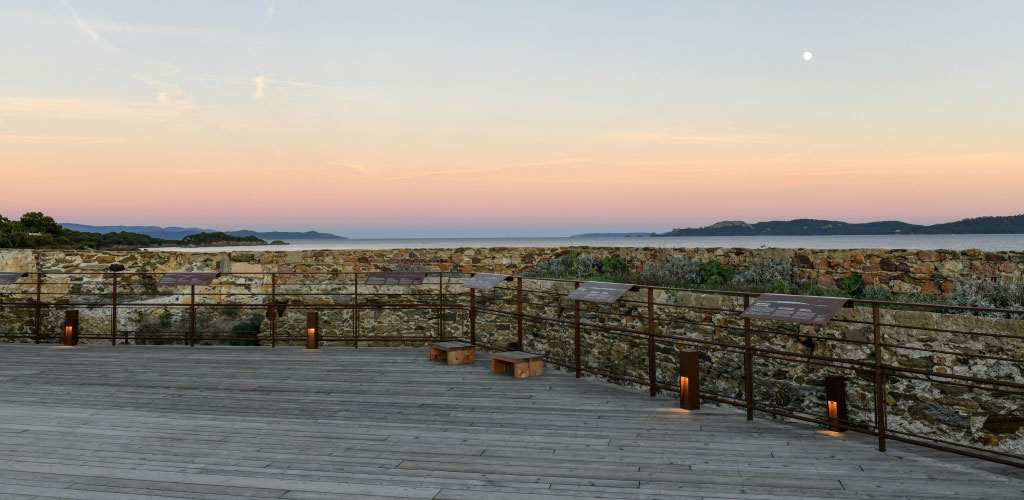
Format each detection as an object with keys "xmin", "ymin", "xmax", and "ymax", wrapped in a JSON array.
[{"xmin": 149, "ymin": 234, "xmax": 1024, "ymax": 252}]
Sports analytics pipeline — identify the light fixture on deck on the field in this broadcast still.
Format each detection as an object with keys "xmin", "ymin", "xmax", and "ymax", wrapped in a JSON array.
[
  {"xmin": 306, "ymin": 311, "xmax": 319, "ymax": 350},
  {"xmin": 63, "ymin": 310, "xmax": 79, "ymax": 347},
  {"xmin": 679, "ymin": 350, "xmax": 700, "ymax": 410},
  {"xmin": 825, "ymin": 375, "xmax": 847, "ymax": 432}
]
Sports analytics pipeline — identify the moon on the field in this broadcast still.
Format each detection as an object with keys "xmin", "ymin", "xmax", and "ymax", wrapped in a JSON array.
[{"xmin": 803, "ymin": 51, "xmax": 813, "ymax": 61}]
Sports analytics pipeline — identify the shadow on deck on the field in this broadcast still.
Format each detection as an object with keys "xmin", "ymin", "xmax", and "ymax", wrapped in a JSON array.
[{"xmin": 0, "ymin": 345, "xmax": 1022, "ymax": 499}]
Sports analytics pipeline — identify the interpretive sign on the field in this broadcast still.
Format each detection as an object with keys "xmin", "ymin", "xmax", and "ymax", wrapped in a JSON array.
[
  {"xmin": 740, "ymin": 294, "xmax": 852, "ymax": 326},
  {"xmin": 460, "ymin": 273, "xmax": 512, "ymax": 290},
  {"xmin": 566, "ymin": 282, "xmax": 639, "ymax": 304},
  {"xmin": 0, "ymin": 272, "xmax": 28, "ymax": 285},
  {"xmin": 157, "ymin": 272, "xmax": 220, "ymax": 286},
  {"xmin": 365, "ymin": 272, "xmax": 426, "ymax": 286}
]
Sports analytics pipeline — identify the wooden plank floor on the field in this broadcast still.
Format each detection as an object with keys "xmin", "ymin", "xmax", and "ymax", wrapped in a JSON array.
[{"xmin": 0, "ymin": 345, "xmax": 1021, "ymax": 499}]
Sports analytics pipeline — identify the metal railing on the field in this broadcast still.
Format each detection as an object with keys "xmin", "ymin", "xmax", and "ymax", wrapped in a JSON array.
[{"xmin": 0, "ymin": 270, "xmax": 1021, "ymax": 468}]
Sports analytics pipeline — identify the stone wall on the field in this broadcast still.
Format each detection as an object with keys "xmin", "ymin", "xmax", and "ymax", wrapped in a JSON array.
[
  {"xmin": 3, "ymin": 245, "xmax": 1023, "ymax": 297},
  {"xmin": 468, "ymin": 280, "xmax": 1024, "ymax": 459},
  {"xmin": 1, "ymin": 247, "xmax": 1022, "ymax": 459}
]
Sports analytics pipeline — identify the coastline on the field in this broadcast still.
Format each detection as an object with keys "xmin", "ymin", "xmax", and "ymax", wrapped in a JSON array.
[{"xmin": 143, "ymin": 233, "xmax": 1024, "ymax": 252}]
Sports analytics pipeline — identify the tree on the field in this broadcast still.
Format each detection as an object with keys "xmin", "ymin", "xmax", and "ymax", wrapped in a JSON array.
[{"xmin": 19, "ymin": 212, "xmax": 61, "ymax": 235}]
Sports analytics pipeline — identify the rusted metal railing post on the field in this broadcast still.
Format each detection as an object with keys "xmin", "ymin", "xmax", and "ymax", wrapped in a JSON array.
[
  {"xmin": 34, "ymin": 272, "xmax": 42, "ymax": 344},
  {"xmin": 744, "ymin": 294, "xmax": 754, "ymax": 420},
  {"xmin": 647, "ymin": 287, "xmax": 656, "ymax": 397},
  {"xmin": 438, "ymin": 272, "xmax": 445, "ymax": 341},
  {"xmin": 189, "ymin": 285, "xmax": 196, "ymax": 347},
  {"xmin": 470, "ymin": 287, "xmax": 477, "ymax": 345},
  {"xmin": 353, "ymin": 272, "xmax": 359, "ymax": 348},
  {"xmin": 516, "ymin": 277, "xmax": 523, "ymax": 349},
  {"xmin": 574, "ymin": 281, "xmax": 581, "ymax": 378},
  {"xmin": 873, "ymin": 303, "xmax": 887, "ymax": 451},
  {"xmin": 111, "ymin": 273, "xmax": 117, "ymax": 345},
  {"xmin": 270, "ymin": 272, "xmax": 277, "ymax": 348}
]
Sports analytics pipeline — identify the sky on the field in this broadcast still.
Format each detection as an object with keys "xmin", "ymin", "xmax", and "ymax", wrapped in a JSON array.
[{"xmin": 1, "ymin": 1, "xmax": 1023, "ymax": 237}]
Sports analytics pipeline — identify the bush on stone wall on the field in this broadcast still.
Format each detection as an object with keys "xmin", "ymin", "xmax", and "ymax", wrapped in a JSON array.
[
  {"xmin": 946, "ymin": 280, "xmax": 1024, "ymax": 318},
  {"xmin": 699, "ymin": 261, "xmax": 734, "ymax": 287},
  {"xmin": 728, "ymin": 258, "xmax": 803, "ymax": 293},
  {"xmin": 860, "ymin": 286, "xmax": 894, "ymax": 301},
  {"xmin": 527, "ymin": 251, "xmax": 628, "ymax": 281},
  {"xmin": 636, "ymin": 257, "xmax": 703, "ymax": 287}
]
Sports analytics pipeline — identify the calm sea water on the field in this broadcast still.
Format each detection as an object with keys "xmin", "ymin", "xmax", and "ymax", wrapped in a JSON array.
[{"xmin": 151, "ymin": 234, "xmax": 1024, "ymax": 252}]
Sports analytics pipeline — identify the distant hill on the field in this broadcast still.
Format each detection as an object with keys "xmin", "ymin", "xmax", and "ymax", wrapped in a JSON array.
[
  {"xmin": 1, "ymin": 212, "xmax": 267, "ymax": 250},
  {"xmin": 571, "ymin": 233, "xmax": 652, "ymax": 238},
  {"xmin": 924, "ymin": 215, "xmax": 1024, "ymax": 234},
  {"xmin": 654, "ymin": 215, "xmax": 1024, "ymax": 236},
  {"xmin": 61, "ymin": 223, "xmax": 346, "ymax": 240}
]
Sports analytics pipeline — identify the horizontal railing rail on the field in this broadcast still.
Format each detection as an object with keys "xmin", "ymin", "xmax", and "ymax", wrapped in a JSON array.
[{"xmin": 0, "ymin": 269, "xmax": 1021, "ymax": 468}]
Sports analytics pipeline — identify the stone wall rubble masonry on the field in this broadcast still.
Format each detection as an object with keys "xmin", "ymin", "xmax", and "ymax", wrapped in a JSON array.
[
  {"xmin": 1, "ymin": 247, "xmax": 1022, "ymax": 458},
  {"xmin": 3, "ymin": 246, "xmax": 1022, "ymax": 297}
]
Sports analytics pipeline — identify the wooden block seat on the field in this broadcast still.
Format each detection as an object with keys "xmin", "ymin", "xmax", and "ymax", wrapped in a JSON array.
[
  {"xmin": 429, "ymin": 341, "xmax": 476, "ymax": 365},
  {"xmin": 491, "ymin": 351, "xmax": 543, "ymax": 379}
]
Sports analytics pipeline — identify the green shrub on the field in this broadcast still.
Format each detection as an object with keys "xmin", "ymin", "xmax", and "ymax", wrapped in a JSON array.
[
  {"xmin": 637, "ymin": 257, "xmax": 703, "ymax": 287},
  {"xmin": 700, "ymin": 261, "xmax": 734, "ymax": 287},
  {"xmin": 527, "ymin": 251, "xmax": 602, "ymax": 279},
  {"xmin": 838, "ymin": 272, "xmax": 865, "ymax": 297},
  {"xmin": 529, "ymin": 256, "xmax": 569, "ymax": 277},
  {"xmin": 158, "ymin": 310, "xmax": 173, "ymax": 327},
  {"xmin": 946, "ymin": 280, "xmax": 1024, "ymax": 318},
  {"xmin": 729, "ymin": 258, "xmax": 802, "ymax": 293},
  {"xmin": 230, "ymin": 316, "xmax": 263, "ymax": 346},
  {"xmin": 860, "ymin": 286, "xmax": 894, "ymax": 301},
  {"xmin": 599, "ymin": 256, "xmax": 627, "ymax": 277}
]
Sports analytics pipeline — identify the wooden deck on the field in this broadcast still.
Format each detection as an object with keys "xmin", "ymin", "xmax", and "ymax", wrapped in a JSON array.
[{"xmin": 0, "ymin": 345, "xmax": 1021, "ymax": 499}]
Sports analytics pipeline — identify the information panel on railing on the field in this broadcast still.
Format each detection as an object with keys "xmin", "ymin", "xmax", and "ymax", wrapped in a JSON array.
[
  {"xmin": 364, "ymin": 272, "xmax": 426, "ymax": 286},
  {"xmin": 156, "ymin": 272, "xmax": 221, "ymax": 286},
  {"xmin": 740, "ymin": 294, "xmax": 852, "ymax": 326},
  {"xmin": 0, "ymin": 272, "xmax": 28, "ymax": 285},
  {"xmin": 567, "ymin": 282, "xmax": 639, "ymax": 304},
  {"xmin": 460, "ymin": 273, "xmax": 512, "ymax": 290}
]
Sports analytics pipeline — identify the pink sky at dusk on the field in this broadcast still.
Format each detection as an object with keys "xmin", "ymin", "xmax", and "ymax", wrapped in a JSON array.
[{"xmin": 2, "ymin": 1, "xmax": 1023, "ymax": 237}]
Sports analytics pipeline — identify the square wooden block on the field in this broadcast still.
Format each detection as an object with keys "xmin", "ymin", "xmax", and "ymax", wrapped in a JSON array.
[
  {"xmin": 429, "ymin": 342, "xmax": 476, "ymax": 365},
  {"xmin": 491, "ymin": 351, "xmax": 543, "ymax": 379}
]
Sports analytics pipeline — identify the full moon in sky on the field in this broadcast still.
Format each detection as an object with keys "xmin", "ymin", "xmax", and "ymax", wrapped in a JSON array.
[{"xmin": 803, "ymin": 51, "xmax": 813, "ymax": 61}]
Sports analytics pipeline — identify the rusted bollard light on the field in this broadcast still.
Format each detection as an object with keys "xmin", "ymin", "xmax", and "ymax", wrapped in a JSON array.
[
  {"xmin": 63, "ymin": 310, "xmax": 80, "ymax": 347},
  {"xmin": 825, "ymin": 375, "xmax": 848, "ymax": 432},
  {"xmin": 306, "ymin": 311, "xmax": 319, "ymax": 350},
  {"xmin": 679, "ymin": 350, "xmax": 700, "ymax": 410}
]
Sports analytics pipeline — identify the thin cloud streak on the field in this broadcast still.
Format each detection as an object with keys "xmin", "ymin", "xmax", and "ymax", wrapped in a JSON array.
[
  {"xmin": 60, "ymin": 0, "xmax": 112, "ymax": 49},
  {"xmin": 327, "ymin": 162, "xmax": 375, "ymax": 175},
  {"xmin": 0, "ymin": 134, "xmax": 123, "ymax": 145},
  {"xmin": 611, "ymin": 132, "xmax": 796, "ymax": 145},
  {"xmin": 388, "ymin": 158, "xmax": 594, "ymax": 180},
  {"xmin": 0, "ymin": 96, "xmax": 171, "ymax": 121},
  {"xmin": 133, "ymin": 74, "xmax": 194, "ymax": 110}
]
